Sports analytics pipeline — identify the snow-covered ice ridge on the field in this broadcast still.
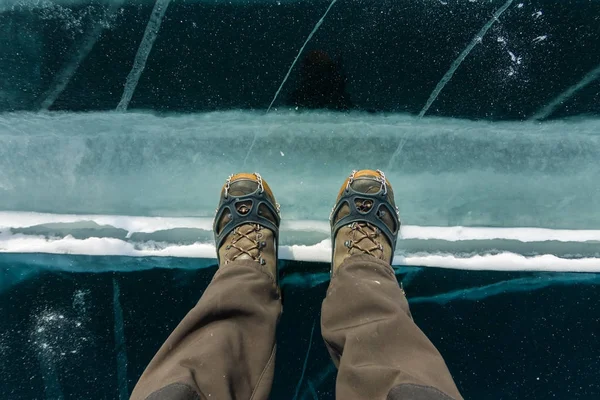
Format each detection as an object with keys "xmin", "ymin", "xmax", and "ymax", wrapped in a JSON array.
[{"xmin": 1, "ymin": 212, "xmax": 598, "ymax": 271}]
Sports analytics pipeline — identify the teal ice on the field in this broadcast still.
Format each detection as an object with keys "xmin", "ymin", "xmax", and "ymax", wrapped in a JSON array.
[{"xmin": 1, "ymin": 0, "xmax": 600, "ymax": 398}]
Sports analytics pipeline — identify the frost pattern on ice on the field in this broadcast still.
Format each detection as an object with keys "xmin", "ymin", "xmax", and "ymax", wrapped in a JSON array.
[
  {"xmin": 30, "ymin": 290, "xmax": 92, "ymax": 399},
  {"xmin": 39, "ymin": 0, "xmax": 125, "ymax": 110}
]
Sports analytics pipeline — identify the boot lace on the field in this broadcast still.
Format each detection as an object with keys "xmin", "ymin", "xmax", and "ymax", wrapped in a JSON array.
[
  {"xmin": 344, "ymin": 222, "xmax": 385, "ymax": 259},
  {"xmin": 224, "ymin": 223, "xmax": 267, "ymax": 265}
]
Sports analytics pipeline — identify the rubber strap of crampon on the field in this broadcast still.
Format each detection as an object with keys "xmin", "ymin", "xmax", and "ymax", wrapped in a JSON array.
[
  {"xmin": 213, "ymin": 188, "xmax": 281, "ymax": 254},
  {"xmin": 331, "ymin": 185, "xmax": 400, "ymax": 255}
]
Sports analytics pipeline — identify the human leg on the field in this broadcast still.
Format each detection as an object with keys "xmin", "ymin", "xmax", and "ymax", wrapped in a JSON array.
[
  {"xmin": 321, "ymin": 170, "xmax": 463, "ymax": 400},
  {"xmin": 130, "ymin": 173, "xmax": 282, "ymax": 400}
]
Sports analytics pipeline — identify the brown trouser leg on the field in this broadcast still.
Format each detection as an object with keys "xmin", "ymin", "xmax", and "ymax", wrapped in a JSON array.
[
  {"xmin": 130, "ymin": 260, "xmax": 281, "ymax": 400},
  {"xmin": 321, "ymin": 255, "xmax": 463, "ymax": 400}
]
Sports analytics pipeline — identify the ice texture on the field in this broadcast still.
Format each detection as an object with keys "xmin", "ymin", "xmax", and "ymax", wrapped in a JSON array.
[
  {"xmin": 1, "ymin": 0, "xmax": 598, "ymax": 118},
  {"xmin": 0, "ymin": 111, "xmax": 598, "ymax": 228},
  {"xmin": 0, "ymin": 111, "xmax": 598, "ymax": 270}
]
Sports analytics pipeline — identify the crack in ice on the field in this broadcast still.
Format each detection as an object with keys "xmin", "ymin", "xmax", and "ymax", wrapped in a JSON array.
[
  {"xmin": 532, "ymin": 62, "xmax": 600, "ymax": 121},
  {"xmin": 266, "ymin": 0, "xmax": 338, "ymax": 113},
  {"xmin": 387, "ymin": 0, "xmax": 514, "ymax": 169},
  {"xmin": 116, "ymin": 0, "xmax": 172, "ymax": 111},
  {"xmin": 39, "ymin": 0, "xmax": 125, "ymax": 111},
  {"xmin": 418, "ymin": 0, "xmax": 514, "ymax": 118},
  {"xmin": 409, "ymin": 273, "xmax": 600, "ymax": 305}
]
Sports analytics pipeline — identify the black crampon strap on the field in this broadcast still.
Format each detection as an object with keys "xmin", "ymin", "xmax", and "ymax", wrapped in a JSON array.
[
  {"xmin": 213, "ymin": 185, "xmax": 281, "ymax": 254},
  {"xmin": 330, "ymin": 184, "xmax": 400, "ymax": 255}
]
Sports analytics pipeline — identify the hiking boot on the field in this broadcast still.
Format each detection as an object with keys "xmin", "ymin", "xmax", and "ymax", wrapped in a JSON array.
[
  {"xmin": 330, "ymin": 169, "xmax": 401, "ymax": 274},
  {"xmin": 213, "ymin": 173, "xmax": 281, "ymax": 281}
]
